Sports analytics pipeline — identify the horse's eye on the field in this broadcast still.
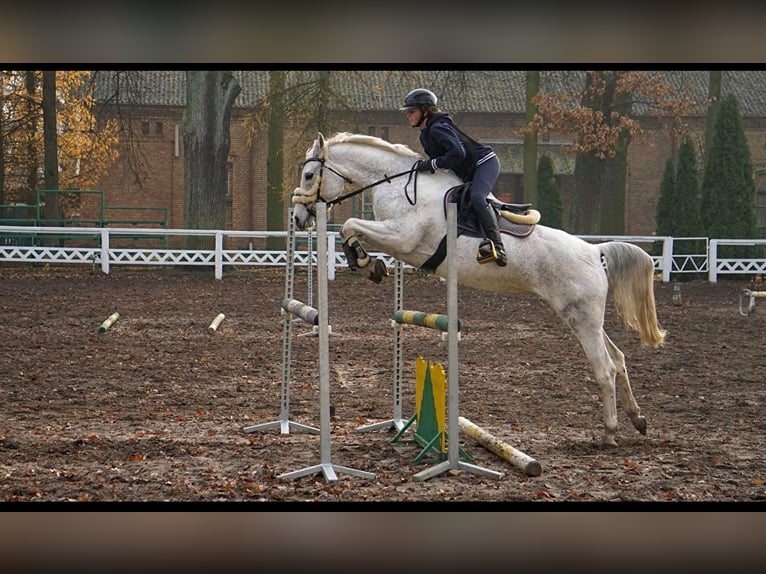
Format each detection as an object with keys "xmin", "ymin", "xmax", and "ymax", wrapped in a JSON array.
[{"xmin": 304, "ymin": 172, "xmax": 314, "ymax": 181}]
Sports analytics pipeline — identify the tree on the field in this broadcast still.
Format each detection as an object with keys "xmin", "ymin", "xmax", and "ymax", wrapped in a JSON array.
[
  {"xmin": 523, "ymin": 71, "xmax": 539, "ymax": 205},
  {"xmin": 520, "ymin": 71, "xmax": 697, "ymax": 235},
  {"xmin": 1, "ymin": 70, "xmax": 120, "ymax": 215},
  {"xmin": 181, "ymin": 71, "xmax": 241, "ymax": 250},
  {"xmin": 704, "ymin": 71, "xmax": 722, "ymax": 163},
  {"xmin": 700, "ymin": 93, "xmax": 758, "ymax": 258},
  {"xmin": 42, "ymin": 71, "xmax": 60, "ymax": 223},
  {"xmin": 536, "ymin": 154, "xmax": 563, "ymax": 229},
  {"xmin": 674, "ymin": 137, "xmax": 703, "ymax": 242},
  {"xmin": 653, "ymin": 156, "xmax": 676, "ymax": 256},
  {"xmin": 655, "ymin": 138, "xmax": 704, "ymax": 267},
  {"xmin": 266, "ymin": 71, "xmax": 286, "ymax": 250}
]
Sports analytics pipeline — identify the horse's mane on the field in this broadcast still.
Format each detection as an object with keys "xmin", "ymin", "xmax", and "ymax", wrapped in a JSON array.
[{"xmin": 327, "ymin": 132, "xmax": 419, "ymax": 158}]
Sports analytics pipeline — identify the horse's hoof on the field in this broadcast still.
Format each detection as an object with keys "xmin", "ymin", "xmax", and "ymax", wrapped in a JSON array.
[
  {"xmin": 597, "ymin": 438, "xmax": 619, "ymax": 448},
  {"xmin": 633, "ymin": 416, "xmax": 647, "ymax": 435},
  {"xmin": 368, "ymin": 258, "xmax": 388, "ymax": 284}
]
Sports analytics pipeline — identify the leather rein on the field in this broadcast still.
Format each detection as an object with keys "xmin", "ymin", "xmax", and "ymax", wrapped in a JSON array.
[{"xmin": 302, "ymin": 157, "xmax": 421, "ymax": 209}]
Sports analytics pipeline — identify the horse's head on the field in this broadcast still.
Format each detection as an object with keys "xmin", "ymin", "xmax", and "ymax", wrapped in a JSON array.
[{"xmin": 292, "ymin": 133, "xmax": 351, "ymax": 231}]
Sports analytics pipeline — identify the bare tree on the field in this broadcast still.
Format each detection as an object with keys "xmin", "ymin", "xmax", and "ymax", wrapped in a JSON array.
[
  {"xmin": 266, "ymin": 71, "xmax": 285, "ymax": 250},
  {"xmin": 524, "ymin": 71, "xmax": 539, "ymax": 205},
  {"xmin": 42, "ymin": 71, "xmax": 60, "ymax": 223}
]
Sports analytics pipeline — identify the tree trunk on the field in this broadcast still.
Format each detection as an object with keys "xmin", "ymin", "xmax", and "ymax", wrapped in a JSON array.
[
  {"xmin": 523, "ymin": 71, "xmax": 539, "ymax": 205},
  {"xmin": 42, "ymin": 71, "xmax": 60, "ymax": 224},
  {"xmin": 181, "ymin": 71, "xmax": 241, "ymax": 251},
  {"xmin": 599, "ymin": 85, "xmax": 630, "ymax": 235},
  {"xmin": 704, "ymin": 70, "xmax": 722, "ymax": 164},
  {"xmin": 26, "ymin": 72, "xmax": 39, "ymax": 206},
  {"xmin": 571, "ymin": 72, "xmax": 629, "ymax": 234},
  {"xmin": 266, "ymin": 71, "xmax": 286, "ymax": 251},
  {"xmin": 315, "ymin": 71, "xmax": 331, "ymax": 136}
]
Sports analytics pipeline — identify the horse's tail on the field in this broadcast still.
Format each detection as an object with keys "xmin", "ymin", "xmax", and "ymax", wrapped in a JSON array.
[{"xmin": 599, "ymin": 241, "xmax": 666, "ymax": 348}]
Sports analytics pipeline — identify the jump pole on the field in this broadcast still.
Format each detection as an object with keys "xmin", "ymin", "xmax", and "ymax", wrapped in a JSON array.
[
  {"xmin": 207, "ymin": 313, "xmax": 225, "ymax": 334},
  {"xmin": 412, "ymin": 203, "xmax": 502, "ymax": 482},
  {"xmin": 242, "ymin": 206, "xmax": 319, "ymax": 436},
  {"xmin": 458, "ymin": 416, "xmax": 542, "ymax": 476},
  {"xmin": 278, "ymin": 201, "xmax": 375, "ymax": 482},
  {"xmin": 98, "ymin": 312, "xmax": 120, "ymax": 333}
]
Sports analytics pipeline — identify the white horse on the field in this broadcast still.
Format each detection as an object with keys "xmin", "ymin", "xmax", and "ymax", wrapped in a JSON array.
[{"xmin": 292, "ymin": 132, "xmax": 666, "ymax": 446}]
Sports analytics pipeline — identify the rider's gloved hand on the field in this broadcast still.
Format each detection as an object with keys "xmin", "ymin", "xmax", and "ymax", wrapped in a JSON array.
[{"xmin": 415, "ymin": 159, "xmax": 435, "ymax": 173}]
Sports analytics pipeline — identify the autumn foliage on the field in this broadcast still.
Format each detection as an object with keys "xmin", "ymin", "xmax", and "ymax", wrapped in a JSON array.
[
  {"xmin": 519, "ymin": 71, "xmax": 700, "ymax": 159},
  {"xmin": 1, "ymin": 70, "xmax": 120, "ymax": 213}
]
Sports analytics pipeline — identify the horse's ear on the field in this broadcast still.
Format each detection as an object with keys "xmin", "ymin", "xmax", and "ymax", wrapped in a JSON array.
[
  {"xmin": 317, "ymin": 132, "xmax": 326, "ymax": 159},
  {"xmin": 308, "ymin": 133, "xmax": 325, "ymax": 160}
]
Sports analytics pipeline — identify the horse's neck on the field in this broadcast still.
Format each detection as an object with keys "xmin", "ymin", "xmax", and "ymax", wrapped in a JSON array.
[{"xmin": 338, "ymin": 145, "xmax": 412, "ymax": 183}]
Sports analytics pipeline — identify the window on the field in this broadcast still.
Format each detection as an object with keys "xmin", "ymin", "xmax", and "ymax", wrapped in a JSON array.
[{"xmin": 141, "ymin": 121, "xmax": 164, "ymax": 137}]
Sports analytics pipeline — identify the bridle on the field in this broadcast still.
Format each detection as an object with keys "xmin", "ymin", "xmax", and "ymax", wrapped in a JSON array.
[{"xmin": 293, "ymin": 156, "xmax": 421, "ymax": 217}]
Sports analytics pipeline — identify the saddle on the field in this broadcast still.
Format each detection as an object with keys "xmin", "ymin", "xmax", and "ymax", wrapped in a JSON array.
[
  {"xmin": 445, "ymin": 183, "xmax": 538, "ymax": 239},
  {"xmin": 419, "ymin": 183, "xmax": 539, "ymax": 274}
]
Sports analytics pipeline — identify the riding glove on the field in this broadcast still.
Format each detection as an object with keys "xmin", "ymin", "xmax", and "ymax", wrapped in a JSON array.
[{"xmin": 415, "ymin": 159, "xmax": 435, "ymax": 173}]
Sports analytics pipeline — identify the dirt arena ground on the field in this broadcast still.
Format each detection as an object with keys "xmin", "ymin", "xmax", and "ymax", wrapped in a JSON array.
[{"xmin": 0, "ymin": 263, "xmax": 764, "ymax": 505}]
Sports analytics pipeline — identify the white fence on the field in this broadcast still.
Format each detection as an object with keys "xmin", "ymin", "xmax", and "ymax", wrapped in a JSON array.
[{"xmin": 1, "ymin": 225, "xmax": 765, "ymax": 282}]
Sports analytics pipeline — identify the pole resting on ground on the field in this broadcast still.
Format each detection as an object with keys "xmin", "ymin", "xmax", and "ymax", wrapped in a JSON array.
[
  {"xmin": 208, "ymin": 313, "xmax": 226, "ymax": 334},
  {"xmin": 458, "ymin": 416, "xmax": 542, "ymax": 476},
  {"xmin": 98, "ymin": 312, "xmax": 120, "ymax": 333}
]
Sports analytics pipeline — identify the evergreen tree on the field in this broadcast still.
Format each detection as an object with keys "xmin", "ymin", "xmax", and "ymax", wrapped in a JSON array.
[
  {"xmin": 536, "ymin": 154, "xmax": 563, "ymax": 229},
  {"xmin": 653, "ymin": 156, "xmax": 676, "ymax": 258},
  {"xmin": 655, "ymin": 156, "xmax": 676, "ymax": 236},
  {"xmin": 674, "ymin": 137, "xmax": 704, "ymax": 255},
  {"xmin": 700, "ymin": 94, "xmax": 758, "ymax": 258}
]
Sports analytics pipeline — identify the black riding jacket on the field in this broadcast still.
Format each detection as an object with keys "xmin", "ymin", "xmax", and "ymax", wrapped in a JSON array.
[{"xmin": 419, "ymin": 112, "xmax": 495, "ymax": 181}]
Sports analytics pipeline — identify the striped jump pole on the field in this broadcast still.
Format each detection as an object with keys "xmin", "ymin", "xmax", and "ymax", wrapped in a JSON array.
[
  {"xmin": 282, "ymin": 299, "xmax": 319, "ymax": 326},
  {"xmin": 98, "ymin": 312, "xmax": 120, "ymax": 333}
]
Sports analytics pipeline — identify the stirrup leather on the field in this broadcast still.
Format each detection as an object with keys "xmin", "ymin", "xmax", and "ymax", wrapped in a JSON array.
[{"xmin": 476, "ymin": 239, "xmax": 499, "ymax": 264}]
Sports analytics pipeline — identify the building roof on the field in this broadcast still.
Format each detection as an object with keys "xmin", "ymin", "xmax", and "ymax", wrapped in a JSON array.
[{"xmin": 92, "ymin": 70, "xmax": 766, "ymax": 117}]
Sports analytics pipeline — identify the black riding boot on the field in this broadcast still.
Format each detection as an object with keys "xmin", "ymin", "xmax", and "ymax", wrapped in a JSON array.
[{"xmin": 475, "ymin": 205, "xmax": 508, "ymax": 266}]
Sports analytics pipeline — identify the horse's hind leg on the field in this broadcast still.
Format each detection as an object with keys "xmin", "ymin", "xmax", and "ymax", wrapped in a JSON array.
[
  {"xmin": 604, "ymin": 332, "xmax": 647, "ymax": 435},
  {"xmin": 559, "ymin": 300, "xmax": 618, "ymax": 446},
  {"xmin": 564, "ymin": 310, "xmax": 620, "ymax": 446}
]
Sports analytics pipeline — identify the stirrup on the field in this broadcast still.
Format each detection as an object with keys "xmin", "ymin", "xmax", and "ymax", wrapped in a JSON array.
[{"xmin": 476, "ymin": 239, "xmax": 499, "ymax": 264}]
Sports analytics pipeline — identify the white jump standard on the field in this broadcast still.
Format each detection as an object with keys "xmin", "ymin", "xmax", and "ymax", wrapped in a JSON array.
[
  {"xmin": 278, "ymin": 201, "xmax": 375, "ymax": 482},
  {"xmin": 242, "ymin": 207, "xmax": 319, "ymax": 436}
]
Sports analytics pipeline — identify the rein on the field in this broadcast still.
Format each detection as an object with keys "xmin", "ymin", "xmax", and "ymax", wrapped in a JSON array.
[{"xmin": 303, "ymin": 157, "xmax": 420, "ymax": 207}]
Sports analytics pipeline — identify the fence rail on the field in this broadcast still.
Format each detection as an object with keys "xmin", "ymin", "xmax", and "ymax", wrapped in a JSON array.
[{"xmin": 1, "ymin": 225, "xmax": 765, "ymax": 282}]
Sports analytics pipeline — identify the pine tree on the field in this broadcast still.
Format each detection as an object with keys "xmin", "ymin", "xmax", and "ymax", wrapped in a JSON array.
[
  {"xmin": 674, "ymin": 137, "xmax": 704, "ymax": 255},
  {"xmin": 700, "ymin": 94, "xmax": 758, "ymax": 258},
  {"xmin": 536, "ymin": 154, "xmax": 563, "ymax": 229},
  {"xmin": 653, "ymin": 156, "xmax": 676, "ymax": 258},
  {"xmin": 655, "ymin": 156, "xmax": 676, "ymax": 237}
]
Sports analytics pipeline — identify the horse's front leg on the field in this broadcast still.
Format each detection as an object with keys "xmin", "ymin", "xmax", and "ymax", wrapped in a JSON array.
[{"xmin": 340, "ymin": 217, "xmax": 422, "ymax": 283}]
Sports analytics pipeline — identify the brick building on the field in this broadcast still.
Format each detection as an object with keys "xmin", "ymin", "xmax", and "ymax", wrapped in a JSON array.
[{"xmin": 92, "ymin": 70, "xmax": 766, "ymax": 245}]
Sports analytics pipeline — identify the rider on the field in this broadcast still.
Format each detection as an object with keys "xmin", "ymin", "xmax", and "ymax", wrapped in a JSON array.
[{"xmin": 400, "ymin": 88, "xmax": 507, "ymax": 266}]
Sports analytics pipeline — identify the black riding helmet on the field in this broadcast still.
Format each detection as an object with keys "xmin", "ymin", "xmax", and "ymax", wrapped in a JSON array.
[{"xmin": 399, "ymin": 88, "xmax": 438, "ymax": 111}]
